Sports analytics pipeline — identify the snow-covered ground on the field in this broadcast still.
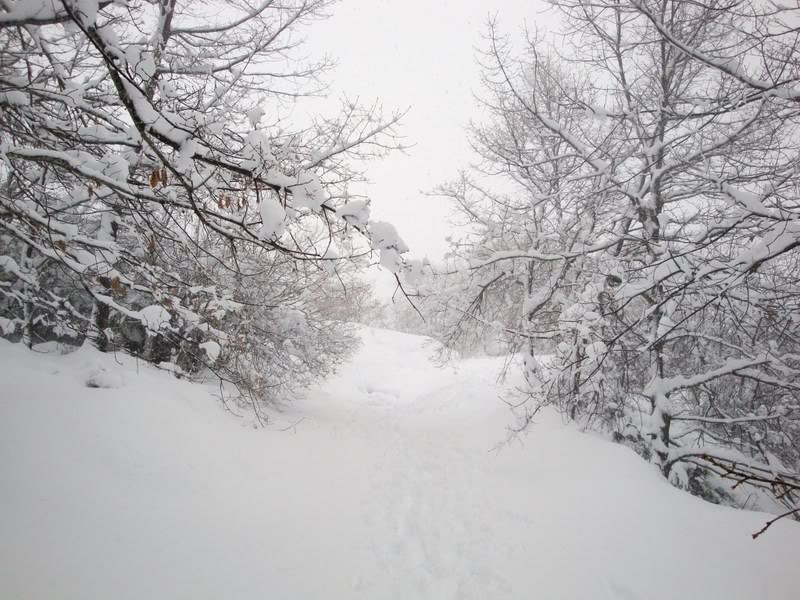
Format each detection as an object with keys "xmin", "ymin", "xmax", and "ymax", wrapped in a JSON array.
[{"xmin": 1, "ymin": 328, "xmax": 798, "ymax": 600}]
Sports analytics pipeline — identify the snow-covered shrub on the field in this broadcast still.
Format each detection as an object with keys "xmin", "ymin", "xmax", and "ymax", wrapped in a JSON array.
[{"xmin": 0, "ymin": 0, "xmax": 407, "ymax": 415}]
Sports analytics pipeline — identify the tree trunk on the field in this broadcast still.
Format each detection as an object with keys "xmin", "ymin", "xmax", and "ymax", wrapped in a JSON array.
[
  {"xmin": 89, "ymin": 280, "xmax": 111, "ymax": 353},
  {"xmin": 20, "ymin": 245, "xmax": 34, "ymax": 349}
]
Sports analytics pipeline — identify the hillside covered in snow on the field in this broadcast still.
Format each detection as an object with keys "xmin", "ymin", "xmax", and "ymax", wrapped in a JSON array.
[{"xmin": 1, "ymin": 328, "xmax": 798, "ymax": 600}]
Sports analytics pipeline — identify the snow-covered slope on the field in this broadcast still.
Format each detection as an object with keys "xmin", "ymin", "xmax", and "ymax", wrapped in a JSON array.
[{"xmin": 1, "ymin": 329, "xmax": 798, "ymax": 600}]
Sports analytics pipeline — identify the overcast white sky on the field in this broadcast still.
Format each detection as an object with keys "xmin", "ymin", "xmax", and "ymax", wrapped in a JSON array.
[{"xmin": 301, "ymin": 0, "xmax": 555, "ymax": 264}]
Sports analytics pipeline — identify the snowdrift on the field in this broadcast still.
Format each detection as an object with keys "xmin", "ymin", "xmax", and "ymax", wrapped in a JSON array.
[{"xmin": 1, "ymin": 329, "xmax": 798, "ymax": 599}]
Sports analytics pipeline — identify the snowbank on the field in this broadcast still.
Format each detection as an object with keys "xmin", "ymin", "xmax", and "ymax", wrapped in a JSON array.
[{"xmin": 0, "ymin": 330, "xmax": 798, "ymax": 599}]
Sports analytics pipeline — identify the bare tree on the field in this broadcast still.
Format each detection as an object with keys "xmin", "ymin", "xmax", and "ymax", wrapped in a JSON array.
[
  {"xmin": 0, "ymin": 0, "xmax": 406, "ymax": 412},
  {"xmin": 442, "ymin": 1, "xmax": 800, "ymax": 516}
]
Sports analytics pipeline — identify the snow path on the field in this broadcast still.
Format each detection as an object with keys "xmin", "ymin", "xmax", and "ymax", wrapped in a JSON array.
[{"xmin": 1, "ymin": 328, "xmax": 799, "ymax": 599}]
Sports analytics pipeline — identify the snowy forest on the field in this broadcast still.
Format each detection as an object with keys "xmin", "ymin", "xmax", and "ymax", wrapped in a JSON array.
[{"xmin": 1, "ymin": 1, "xmax": 800, "ymax": 598}]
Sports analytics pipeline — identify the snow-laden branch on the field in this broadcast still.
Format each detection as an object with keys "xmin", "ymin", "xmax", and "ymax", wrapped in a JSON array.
[{"xmin": 633, "ymin": 0, "xmax": 800, "ymax": 101}]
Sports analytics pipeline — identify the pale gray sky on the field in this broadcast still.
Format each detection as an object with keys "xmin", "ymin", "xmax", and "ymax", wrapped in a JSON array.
[{"xmin": 302, "ymin": 0, "xmax": 553, "ymax": 263}]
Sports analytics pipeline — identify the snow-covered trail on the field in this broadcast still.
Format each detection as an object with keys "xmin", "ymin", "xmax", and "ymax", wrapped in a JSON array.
[{"xmin": 1, "ymin": 328, "xmax": 799, "ymax": 600}]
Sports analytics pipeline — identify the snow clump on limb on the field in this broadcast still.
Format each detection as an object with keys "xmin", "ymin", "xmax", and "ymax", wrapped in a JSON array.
[
  {"xmin": 291, "ymin": 175, "xmax": 326, "ymax": 211},
  {"xmin": 321, "ymin": 242, "xmax": 339, "ymax": 273},
  {"xmin": 199, "ymin": 341, "xmax": 221, "ymax": 363},
  {"xmin": 258, "ymin": 197, "xmax": 286, "ymax": 240},
  {"xmin": 245, "ymin": 106, "xmax": 265, "ymax": 128},
  {"xmin": 369, "ymin": 221, "xmax": 409, "ymax": 274},
  {"xmin": 139, "ymin": 305, "xmax": 171, "ymax": 333},
  {"xmin": 336, "ymin": 200, "xmax": 370, "ymax": 230}
]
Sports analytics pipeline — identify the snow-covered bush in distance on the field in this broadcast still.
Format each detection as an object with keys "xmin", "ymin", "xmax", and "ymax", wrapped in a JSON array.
[
  {"xmin": 0, "ymin": 0, "xmax": 412, "ymax": 417},
  {"xmin": 435, "ymin": 2, "xmax": 800, "ymax": 527}
]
